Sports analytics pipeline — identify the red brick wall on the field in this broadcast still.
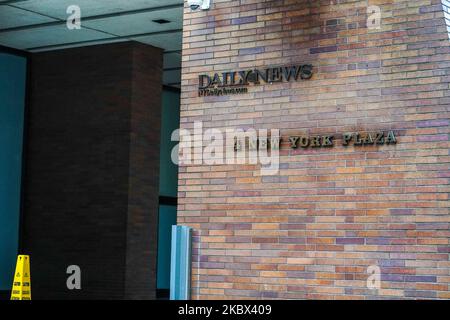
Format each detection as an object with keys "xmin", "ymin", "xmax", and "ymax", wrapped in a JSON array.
[{"xmin": 179, "ymin": 0, "xmax": 450, "ymax": 299}]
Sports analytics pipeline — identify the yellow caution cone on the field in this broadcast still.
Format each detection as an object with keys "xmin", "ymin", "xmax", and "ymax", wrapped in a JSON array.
[{"xmin": 10, "ymin": 255, "xmax": 31, "ymax": 300}]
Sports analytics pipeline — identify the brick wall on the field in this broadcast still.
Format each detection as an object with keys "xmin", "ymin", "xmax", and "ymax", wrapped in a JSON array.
[
  {"xmin": 179, "ymin": 0, "xmax": 450, "ymax": 299},
  {"xmin": 22, "ymin": 42, "xmax": 162, "ymax": 299}
]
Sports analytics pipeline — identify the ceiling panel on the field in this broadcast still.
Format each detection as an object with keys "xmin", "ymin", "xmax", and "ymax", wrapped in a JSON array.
[
  {"xmin": 0, "ymin": 25, "xmax": 114, "ymax": 50},
  {"xmin": 83, "ymin": 7, "xmax": 182, "ymax": 37},
  {"xmin": 132, "ymin": 31, "xmax": 182, "ymax": 52},
  {"xmin": 0, "ymin": 0, "xmax": 183, "ymax": 88},
  {"xmin": 12, "ymin": 0, "xmax": 182, "ymax": 19},
  {"xmin": 0, "ymin": 5, "xmax": 57, "ymax": 29},
  {"xmin": 29, "ymin": 38, "xmax": 131, "ymax": 52}
]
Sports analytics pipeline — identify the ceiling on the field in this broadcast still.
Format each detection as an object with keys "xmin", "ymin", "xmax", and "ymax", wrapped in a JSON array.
[{"xmin": 0, "ymin": 0, "xmax": 183, "ymax": 88}]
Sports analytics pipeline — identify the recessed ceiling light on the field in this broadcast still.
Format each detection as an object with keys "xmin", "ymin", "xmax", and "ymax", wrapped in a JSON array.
[{"xmin": 153, "ymin": 19, "xmax": 170, "ymax": 24}]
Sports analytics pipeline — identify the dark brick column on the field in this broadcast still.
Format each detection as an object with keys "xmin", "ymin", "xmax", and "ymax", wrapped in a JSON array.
[{"xmin": 21, "ymin": 42, "xmax": 162, "ymax": 300}]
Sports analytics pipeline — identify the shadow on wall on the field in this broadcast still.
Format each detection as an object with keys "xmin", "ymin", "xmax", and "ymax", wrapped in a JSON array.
[{"xmin": 283, "ymin": 2, "xmax": 384, "ymax": 79}]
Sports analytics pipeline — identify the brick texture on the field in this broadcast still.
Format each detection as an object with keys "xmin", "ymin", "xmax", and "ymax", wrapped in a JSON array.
[
  {"xmin": 179, "ymin": 0, "xmax": 450, "ymax": 299},
  {"xmin": 22, "ymin": 42, "xmax": 162, "ymax": 299}
]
